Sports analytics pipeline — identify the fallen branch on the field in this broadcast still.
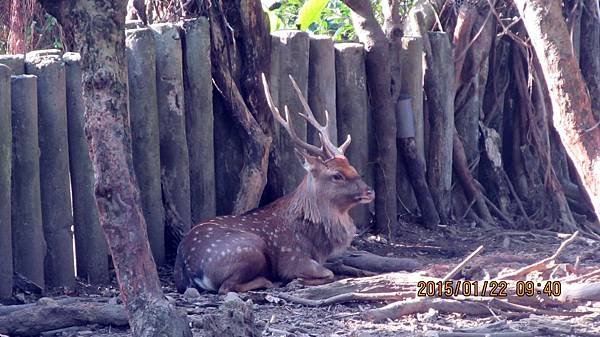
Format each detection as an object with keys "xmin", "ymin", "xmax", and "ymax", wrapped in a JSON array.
[
  {"xmin": 0, "ymin": 298, "xmax": 128, "ymax": 336},
  {"xmin": 500, "ymin": 231, "xmax": 579, "ymax": 279},
  {"xmin": 443, "ymin": 245, "xmax": 484, "ymax": 281},
  {"xmin": 273, "ymin": 291, "xmax": 410, "ymax": 307}
]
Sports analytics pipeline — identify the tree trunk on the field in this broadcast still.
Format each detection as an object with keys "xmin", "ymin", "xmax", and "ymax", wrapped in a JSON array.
[
  {"xmin": 199, "ymin": 0, "xmax": 272, "ymax": 214},
  {"xmin": 580, "ymin": 0, "xmax": 600, "ymax": 117},
  {"xmin": 8, "ymin": 0, "xmax": 28, "ymax": 53},
  {"xmin": 514, "ymin": 0, "xmax": 600, "ymax": 220},
  {"xmin": 37, "ymin": 1, "xmax": 192, "ymax": 336},
  {"xmin": 342, "ymin": 0, "xmax": 398, "ymax": 236}
]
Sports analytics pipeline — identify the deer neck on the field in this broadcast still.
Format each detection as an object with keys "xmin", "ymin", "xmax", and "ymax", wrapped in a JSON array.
[{"xmin": 282, "ymin": 174, "xmax": 355, "ymax": 259}]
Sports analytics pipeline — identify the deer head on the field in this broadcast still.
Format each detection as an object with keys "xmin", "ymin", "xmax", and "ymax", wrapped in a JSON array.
[{"xmin": 261, "ymin": 73, "xmax": 374, "ymax": 219}]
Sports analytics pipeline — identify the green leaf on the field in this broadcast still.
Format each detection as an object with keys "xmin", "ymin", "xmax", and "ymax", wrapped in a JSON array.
[
  {"xmin": 297, "ymin": 0, "xmax": 329, "ymax": 31},
  {"xmin": 267, "ymin": 9, "xmax": 285, "ymax": 32}
]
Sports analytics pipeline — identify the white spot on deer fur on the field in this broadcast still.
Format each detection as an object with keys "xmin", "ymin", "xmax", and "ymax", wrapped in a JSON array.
[
  {"xmin": 216, "ymin": 239, "xmax": 222, "ymax": 242},
  {"xmin": 296, "ymin": 247, "xmax": 301, "ymax": 252},
  {"xmin": 206, "ymin": 248, "xmax": 212, "ymax": 253},
  {"xmin": 291, "ymin": 256, "xmax": 296, "ymax": 261},
  {"xmin": 194, "ymin": 276, "xmax": 216, "ymax": 291},
  {"xmin": 236, "ymin": 247, "xmax": 242, "ymax": 252},
  {"xmin": 272, "ymin": 212, "xmax": 276, "ymax": 216},
  {"xmin": 211, "ymin": 243, "xmax": 216, "ymax": 247},
  {"xmin": 205, "ymin": 234, "xmax": 210, "ymax": 238},
  {"xmin": 221, "ymin": 251, "xmax": 226, "ymax": 256},
  {"xmin": 191, "ymin": 247, "xmax": 196, "ymax": 252}
]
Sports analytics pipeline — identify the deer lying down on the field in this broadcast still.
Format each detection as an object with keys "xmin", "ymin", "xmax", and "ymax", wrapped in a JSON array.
[{"xmin": 174, "ymin": 73, "xmax": 374, "ymax": 294}]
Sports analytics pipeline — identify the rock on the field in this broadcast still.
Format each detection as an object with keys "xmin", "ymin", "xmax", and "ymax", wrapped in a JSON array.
[
  {"xmin": 184, "ymin": 287, "xmax": 201, "ymax": 299},
  {"xmin": 194, "ymin": 299, "xmax": 260, "ymax": 337},
  {"xmin": 37, "ymin": 297, "xmax": 57, "ymax": 306},
  {"xmin": 223, "ymin": 292, "xmax": 242, "ymax": 303}
]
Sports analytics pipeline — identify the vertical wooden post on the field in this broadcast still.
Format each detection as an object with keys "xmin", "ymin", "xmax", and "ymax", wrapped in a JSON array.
[
  {"xmin": 26, "ymin": 51, "xmax": 75, "ymax": 288},
  {"xmin": 271, "ymin": 30, "xmax": 310, "ymax": 195},
  {"xmin": 126, "ymin": 27, "xmax": 165, "ymax": 265},
  {"xmin": 308, "ymin": 35, "xmax": 337, "ymax": 144},
  {"xmin": 64, "ymin": 52, "xmax": 109, "ymax": 283},
  {"xmin": 0, "ymin": 55, "xmax": 25, "ymax": 75},
  {"xmin": 424, "ymin": 32, "xmax": 454, "ymax": 223},
  {"xmin": 152, "ymin": 23, "xmax": 192, "ymax": 232},
  {"xmin": 395, "ymin": 37, "xmax": 423, "ymax": 214},
  {"xmin": 0, "ymin": 65, "xmax": 12, "ymax": 298},
  {"xmin": 335, "ymin": 43, "xmax": 372, "ymax": 227},
  {"xmin": 180, "ymin": 17, "xmax": 216, "ymax": 223},
  {"xmin": 11, "ymin": 74, "xmax": 46, "ymax": 289}
]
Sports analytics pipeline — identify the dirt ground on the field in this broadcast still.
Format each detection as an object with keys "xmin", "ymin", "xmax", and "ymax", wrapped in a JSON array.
[{"xmin": 6, "ymin": 221, "xmax": 600, "ymax": 337}]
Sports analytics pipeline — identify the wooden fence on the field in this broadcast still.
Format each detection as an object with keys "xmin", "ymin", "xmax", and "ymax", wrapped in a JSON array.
[{"xmin": 0, "ymin": 17, "xmax": 420, "ymax": 295}]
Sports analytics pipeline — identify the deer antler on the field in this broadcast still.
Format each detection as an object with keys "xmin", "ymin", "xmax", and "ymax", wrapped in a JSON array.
[
  {"xmin": 286, "ymin": 74, "xmax": 351, "ymax": 158},
  {"xmin": 261, "ymin": 73, "xmax": 324, "ymax": 158},
  {"xmin": 261, "ymin": 73, "xmax": 352, "ymax": 160}
]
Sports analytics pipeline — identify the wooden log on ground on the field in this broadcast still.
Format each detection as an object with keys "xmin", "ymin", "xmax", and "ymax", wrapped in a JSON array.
[
  {"xmin": 308, "ymin": 35, "xmax": 337, "ymax": 144},
  {"xmin": 126, "ymin": 27, "xmax": 165, "ymax": 264},
  {"xmin": 10, "ymin": 75, "xmax": 46, "ymax": 289},
  {"xmin": 64, "ymin": 52, "xmax": 109, "ymax": 284},
  {"xmin": 0, "ymin": 299, "xmax": 128, "ymax": 336},
  {"xmin": 152, "ymin": 23, "xmax": 192, "ymax": 232},
  {"xmin": 0, "ymin": 54, "xmax": 25, "ymax": 75},
  {"xmin": 180, "ymin": 17, "xmax": 216, "ymax": 223},
  {"xmin": 0, "ymin": 65, "xmax": 12, "ymax": 299},
  {"xmin": 25, "ymin": 51, "xmax": 75, "ymax": 288},
  {"xmin": 334, "ymin": 43, "xmax": 371, "ymax": 227},
  {"xmin": 424, "ymin": 32, "xmax": 454, "ymax": 223},
  {"xmin": 329, "ymin": 250, "xmax": 422, "ymax": 273},
  {"xmin": 270, "ymin": 30, "xmax": 310, "ymax": 196}
]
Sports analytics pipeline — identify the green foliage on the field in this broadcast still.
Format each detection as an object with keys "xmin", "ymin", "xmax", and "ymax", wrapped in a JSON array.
[
  {"xmin": 298, "ymin": 0, "xmax": 329, "ymax": 30},
  {"xmin": 265, "ymin": 0, "xmax": 414, "ymax": 41}
]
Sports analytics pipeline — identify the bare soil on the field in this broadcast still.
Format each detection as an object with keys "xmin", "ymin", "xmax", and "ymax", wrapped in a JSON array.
[{"xmin": 5, "ymin": 222, "xmax": 600, "ymax": 337}]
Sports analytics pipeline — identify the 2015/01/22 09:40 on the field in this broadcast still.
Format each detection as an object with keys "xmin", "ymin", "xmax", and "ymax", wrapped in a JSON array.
[{"xmin": 416, "ymin": 280, "xmax": 562, "ymax": 297}]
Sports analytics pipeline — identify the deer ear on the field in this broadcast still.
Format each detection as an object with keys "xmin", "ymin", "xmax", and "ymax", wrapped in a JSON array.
[{"xmin": 295, "ymin": 149, "xmax": 325, "ymax": 173}]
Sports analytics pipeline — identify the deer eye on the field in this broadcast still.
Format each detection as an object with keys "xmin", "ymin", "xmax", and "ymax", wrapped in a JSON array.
[{"xmin": 332, "ymin": 172, "xmax": 345, "ymax": 181}]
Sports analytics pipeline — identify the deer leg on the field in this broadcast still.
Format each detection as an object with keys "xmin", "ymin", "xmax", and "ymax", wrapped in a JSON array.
[
  {"xmin": 295, "ymin": 259, "xmax": 335, "ymax": 286},
  {"xmin": 219, "ymin": 276, "xmax": 275, "ymax": 294}
]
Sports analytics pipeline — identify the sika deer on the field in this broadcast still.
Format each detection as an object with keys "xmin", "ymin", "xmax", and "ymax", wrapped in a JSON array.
[{"xmin": 173, "ymin": 73, "xmax": 374, "ymax": 294}]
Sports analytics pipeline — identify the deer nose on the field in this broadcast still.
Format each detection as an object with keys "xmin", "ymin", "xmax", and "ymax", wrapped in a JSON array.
[{"xmin": 365, "ymin": 189, "xmax": 375, "ymax": 199}]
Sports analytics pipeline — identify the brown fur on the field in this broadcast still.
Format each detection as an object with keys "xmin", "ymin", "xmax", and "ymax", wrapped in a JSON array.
[{"xmin": 174, "ymin": 153, "xmax": 373, "ymax": 294}]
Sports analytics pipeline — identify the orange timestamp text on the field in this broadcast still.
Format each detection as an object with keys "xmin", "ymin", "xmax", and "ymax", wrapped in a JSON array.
[{"xmin": 416, "ymin": 280, "xmax": 562, "ymax": 297}]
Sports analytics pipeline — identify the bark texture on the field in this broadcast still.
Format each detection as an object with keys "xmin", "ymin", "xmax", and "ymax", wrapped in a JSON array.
[
  {"xmin": 580, "ymin": 0, "xmax": 600, "ymax": 117},
  {"xmin": 200, "ymin": 0, "xmax": 272, "ymax": 214},
  {"xmin": 37, "ymin": 1, "xmax": 192, "ymax": 335},
  {"xmin": 514, "ymin": 0, "xmax": 600, "ymax": 219},
  {"xmin": 342, "ymin": 0, "xmax": 398, "ymax": 236},
  {"xmin": 0, "ymin": 65, "xmax": 12, "ymax": 299}
]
